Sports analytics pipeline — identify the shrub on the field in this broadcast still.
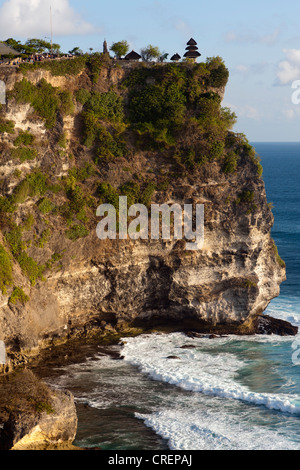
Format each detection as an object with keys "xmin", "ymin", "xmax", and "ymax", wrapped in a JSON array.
[
  {"xmin": 11, "ymin": 147, "xmax": 37, "ymax": 162},
  {"xmin": 59, "ymin": 182, "xmax": 92, "ymax": 225},
  {"xmin": 13, "ymin": 180, "xmax": 31, "ymax": 204},
  {"xmin": 38, "ymin": 197, "xmax": 55, "ymax": 214},
  {"xmin": 34, "ymin": 401, "xmax": 55, "ymax": 415},
  {"xmin": 223, "ymin": 152, "xmax": 238, "ymax": 174},
  {"xmin": 5, "ymin": 225, "xmax": 25, "ymax": 256},
  {"xmin": 31, "ymin": 79, "xmax": 60, "ymax": 128},
  {"xmin": 14, "ymin": 131, "xmax": 35, "ymax": 146},
  {"xmin": 23, "ymin": 214, "xmax": 35, "ymax": 230},
  {"xmin": 122, "ymin": 67, "xmax": 152, "ymax": 89},
  {"xmin": 249, "ymin": 152, "xmax": 263, "ymax": 177},
  {"xmin": 272, "ymin": 241, "xmax": 286, "ymax": 268},
  {"xmin": 197, "ymin": 93, "xmax": 221, "ymax": 119},
  {"xmin": 0, "ymin": 196, "xmax": 16, "ymax": 214},
  {"xmin": 19, "ymin": 56, "xmax": 87, "ymax": 76},
  {"xmin": 26, "ymin": 172, "xmax": 48, "ymax": 197},
  {"xmin": 98, "ymin": 182, "xmax": 119, "ymax": 209},
  {"xmin": 119, "ymin": 181, "xmax": 141, "ymax": 206},
  {"xmin": 5, "ymin": 223, "xmax": 46, "ymax": 284},
  {"xmin": 0, "ymin": 244, "xmax": 13, "ymax": 294},
  {"xmin": 81, "ymin": 110, "xmax": 99, "ymax": 147},
  {"xmin": 66, "ymin": 185, "xmax": 88, "ymax": 214},
  {"xmin": 13, "ymin": 78, "xmax": 35, "ymax": 103},
  {"xmin": 45, "ymin": 252, "xmax": 63, "ymax": 270},
  {"xmin": 58, "ymin": 132, "xmax": 67, "ymax": 148},
  {"xmin": 209, "ymin": 141, "xmax": 225, "ymax": 160},
  {"xmin": 66, "ymin": 163, "xmax": 96, "ymax": 184},
  {"xmin": 256, "ymin": 162, "xmax": 263, "ymax": 177},
  {"xmin": 9, "ymin": 287, "xmax": 29, "ymax": 305},
  {"xmin": 129, "ymin": 82, "xmax": 186, "ymax": 127},
  {"xmin": 17, "ymin": 251, "xmax": 45, "ymax": 285},
  {"xmin": 76, "ymin": 162, "xmax": 96, "ymax": 181},
  {"xmin": 0, "ymin": 117, "xmax": 15, "ymax": 134},
  {"xmin": 95, "ymin": 126, "xmax": 127, "ymax": 160},
  {"xmin": 35, "ymin": 229, "xmax": 51, "ymax": 248},
  {"xmin": 220, "ymin": 107, "xmax": 237, "ymax": 130},
  {"xmin": 140, "ymin": 182, "xmax": 156, "ymax": 207},
  {"xmin": 13, "ymin": 172, "xmax": 48, "ymax": 204},
  {"xmin": 85, "ymin": 91, "xmax": 125, "ymax": 123},
  {"xmin": 13, "ymin": 78, "xmax": 75, "ymax": 129},
  {"xmin": 58, "ymin": 90, "xmax": 74, "ymax": 115},
  {"xmin": 75, "ymin": 88, "xmax": 91, "ymax": 105},
  {"xmin": 206, "ymin": 57, "xmax": 229, "ymax": 88},
  {"xmin": 65, "ymin": 224, "xmax": 89, "ymax": 241},
  {"xmin": 237, "ymin": 190, "xmax": 255, "ymax": 204},
  {"xmin": 87, "ymin": 53, "xmax": 107, "ymax": 83}
]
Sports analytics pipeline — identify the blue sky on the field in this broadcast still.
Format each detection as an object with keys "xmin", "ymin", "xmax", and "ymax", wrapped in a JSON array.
[{"xmin": 1, "ymin": 0, "xmax": 300, "ymax": 141}]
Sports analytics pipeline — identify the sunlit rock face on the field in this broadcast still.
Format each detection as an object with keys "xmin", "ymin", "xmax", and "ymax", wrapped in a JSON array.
[{"xmin": 0, "ymin": 61, "xmax": 286, "ymax": 368}]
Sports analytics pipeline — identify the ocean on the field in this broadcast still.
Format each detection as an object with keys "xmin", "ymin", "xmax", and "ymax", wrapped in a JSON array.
[{"xmin": 41, "ymin": 142, "xmax": 300, "ymax": 450}]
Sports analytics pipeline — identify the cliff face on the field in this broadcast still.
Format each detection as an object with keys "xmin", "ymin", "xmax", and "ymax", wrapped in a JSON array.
[
  {"xmin": 0, "ymin": 369, "xmax": 77, "ymax": 450},
  {"xmin": 0, "ymin": 57, "xmax": 287, "ymax": 368}
]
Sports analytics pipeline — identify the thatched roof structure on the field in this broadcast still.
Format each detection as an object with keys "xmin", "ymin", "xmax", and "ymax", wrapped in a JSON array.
[
  {"xmin": 184, "ymin": 39, "xmax": 201, "ymax": 60},
  {"xmin": 0, "ymin": 42, "xmax": 19, "ymax": 56},
  {"xmin": 125, "ymin": 50, "xmax": 141, "ymax": 61},
  {"xmin": 184, "ymin": 50, "xmax": 201, "ymax": 58},
  {"xmin": 170, "ymin": 53, "xmax": 181, "ymax": 62},
  {"xmin": 185, "ymin": 45, "xmax": 198, "ymax": 51},
  {"xmin": 187, "ymin": 38, "xmax": 197, "ymax": 46}
]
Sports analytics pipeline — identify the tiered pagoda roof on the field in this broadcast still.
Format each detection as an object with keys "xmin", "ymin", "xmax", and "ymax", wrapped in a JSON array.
[{"xmin": 183, "ymin": 38, "xmax": 201, "ymax": 60}]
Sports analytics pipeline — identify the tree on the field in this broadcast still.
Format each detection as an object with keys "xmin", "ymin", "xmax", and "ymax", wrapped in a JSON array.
[
  {"xmin": 69, "ymin": 47, "xmax": 83, "ymax": 56},
  {"xmin": 23, "ymin": 39, "xmax": 60, "ymax": 54},
  {"xmin": 26, "ymin": 39, "xmax": 50, "ymax": 53},
  {"xmin": 5, "ymin": 38, "xmax": 24, "ymax": 53},
  {"xmin": 140, "ymin": 45, "xmax": 161, "ymax": 62},
  {"xmin": 5, "ymin": 38, "xmax": 34, "ymax": 55},
  {"xmin": 110, "ymin": 40, "xmax": 129, "ymax": 59},
  {"xmin": 51, "ymin": 43, "xmax": 61, "ymax": 54}
]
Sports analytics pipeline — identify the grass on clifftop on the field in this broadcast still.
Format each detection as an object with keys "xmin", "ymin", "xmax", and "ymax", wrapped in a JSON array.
[{"xmin": 19, "ymin": 55, "xmax": 88, "ymax": 76}]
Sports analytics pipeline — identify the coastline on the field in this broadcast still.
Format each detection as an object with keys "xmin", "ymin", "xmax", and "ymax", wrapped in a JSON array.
[
  {"xmin": 0, "ymin": 312, "xmax": 298, "ymax": 450},
  {"xmin": 2, "ymin": 311, "xmax": 298, "ymax": 374}
]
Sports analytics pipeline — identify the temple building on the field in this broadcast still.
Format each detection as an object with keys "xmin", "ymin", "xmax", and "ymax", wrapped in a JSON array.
[
  {"xmin": 0, "ymin": 42, "xmax": 18, "ymax": 58},
  {"xmin": 183, "ymin": 38, "xmax": 201, "ymax": 62},
  {"xmin": 103, "ymin": 40, "xmax": 108, "ymax": 55},
  {"xmin": 125, "ymin": 50, "xmax": 141, "ymax": 61},
  {"xmin": 170, "ymin": 53, "xmax": 181, "ymax": 62}
]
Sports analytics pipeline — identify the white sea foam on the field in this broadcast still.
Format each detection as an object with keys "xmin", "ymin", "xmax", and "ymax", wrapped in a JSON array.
[
  {"xmin": 265, "ymin": 301, "xmax": 300, "ymax": 328},
  {"xmin": 122, "ymin": 333, "xmax": 300, "ymax": 415},
  {"xmin": 136, "ymin": 408, "xmax": 299, "ymax": 450}
]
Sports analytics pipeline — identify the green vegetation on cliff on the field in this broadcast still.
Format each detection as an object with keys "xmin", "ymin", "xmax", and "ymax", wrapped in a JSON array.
[
  {"xmin": 8, "ymin": 287, "xmax": 29, "ymax": 305},
  {"xmin": 0, "ymin": 57, "xmax": 267, "ymax": 302},
  {"xmin": 0, "ymin": 244, "xmax": 13, "ymax": 294},
  {"xmin": 12, "ymin": 78, "xmax": 74, "ymax": 128},
  {"xmin": 19, "ymin": 56, "xmax": 88, "ymax": 76}
]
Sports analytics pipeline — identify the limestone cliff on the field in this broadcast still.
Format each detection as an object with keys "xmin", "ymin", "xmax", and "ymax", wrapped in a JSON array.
[
  {"xmin": 0, "ymin": 369, "xmax": 77, "ymax": 450},
  {"xmin": 0, "ymin": 56, "xmax": 290, "ymax": 369}
]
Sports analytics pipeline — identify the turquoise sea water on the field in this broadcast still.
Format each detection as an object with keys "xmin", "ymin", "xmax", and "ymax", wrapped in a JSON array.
[{"xmin": 43, "ymin": 143, "xmax": 300, "ymax": 450}]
